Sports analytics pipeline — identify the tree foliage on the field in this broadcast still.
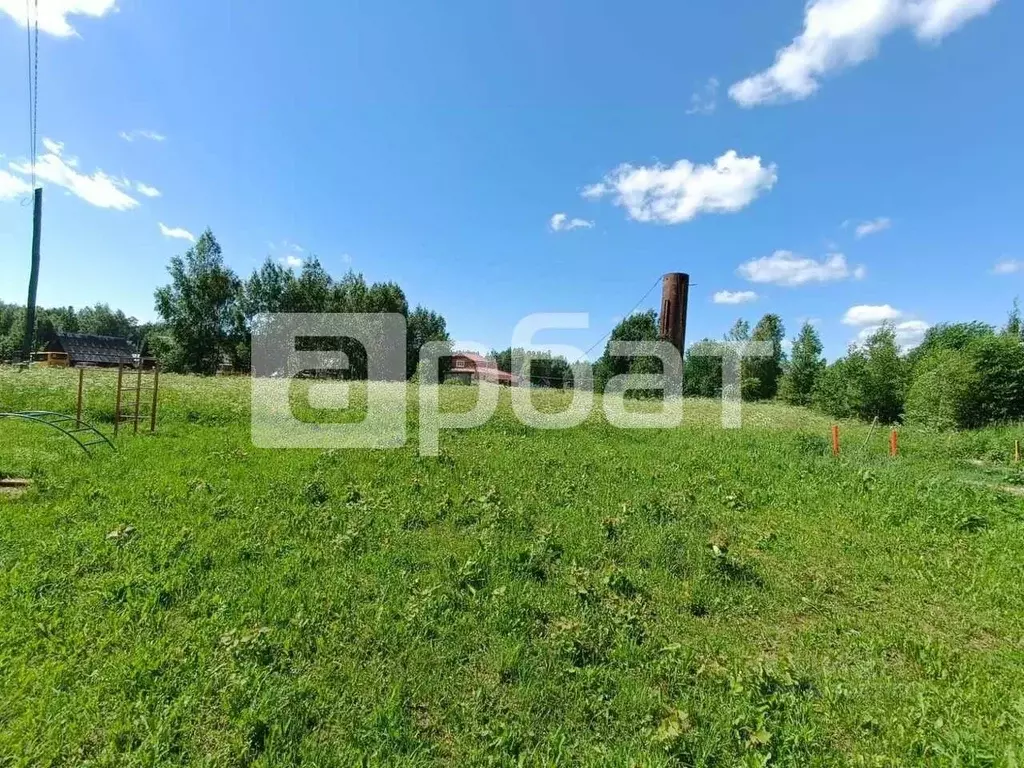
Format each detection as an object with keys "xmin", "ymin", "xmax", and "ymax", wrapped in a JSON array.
[
  {"xmin": 906, "ymin": 321, "xmax": 995, "ymax": 369},
  {"xmin": 154, "ymin": 230, "xmax": 243, "ymax": 375},
  {"xmin": 490, "ymin": 347, "xmax": 573, "ymax": 388},
  {"xmin": 684, "ymin": 339, "xmax": 724, "ymax": 398},
  {"xmin": 408, "ymin": 307, "xmax": 451, "ymax": 379},
  {"xmin": 593, "ymin": 311, "xmax": 661, "ymax": 395},
  {"xmin": 814, "ymin": 325, "xmax": 908, "ymax": 424},
  {"xmin": 779, "ymin": 322, "xmax": 824, "ymax": 406},
  {"xmin": 745, "ymin": 313, "xmax": 786, "ymax": 400},
  {"xmin": 904, "ymin": 349, "xmax": 982, "ymax": 430}
]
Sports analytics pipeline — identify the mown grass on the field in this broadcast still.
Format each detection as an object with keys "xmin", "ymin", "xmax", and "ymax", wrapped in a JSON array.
[{"xmin": 1, "ymin": 367, "xmax": 1023, "ymax": 766}]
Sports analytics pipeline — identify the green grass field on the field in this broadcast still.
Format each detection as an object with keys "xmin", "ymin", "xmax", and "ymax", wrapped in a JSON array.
[{"xmin": 2, "ymin": 367, "xmax": 1023, "ymax": 766}]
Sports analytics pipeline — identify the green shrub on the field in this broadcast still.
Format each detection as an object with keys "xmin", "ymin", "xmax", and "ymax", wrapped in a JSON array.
[
  {"xmin": 813, "ymin": 326, "xmax": 908, "ymax": 424},
  {"xmin": 969, "ymin": 334, "xmax": 1024, "ymax": 425},
  {"xmin": 905, "ymin": 349, "xmax": 981, "ymax": 430}
]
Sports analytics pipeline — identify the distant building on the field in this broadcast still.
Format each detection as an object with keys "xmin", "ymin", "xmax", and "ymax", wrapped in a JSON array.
[
  {"xmin": 445, "ymin": 352, "xmax": 520, "ymax": 386},
  {"xmin": 43, "ymin": 332, "xmax": 137, "ymax": 368}
]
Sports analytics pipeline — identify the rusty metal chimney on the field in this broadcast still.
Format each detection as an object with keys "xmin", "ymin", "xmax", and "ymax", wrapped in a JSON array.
[{"xmin": 659, "ymin": 272, "xmax": 690, "ymax": 357}]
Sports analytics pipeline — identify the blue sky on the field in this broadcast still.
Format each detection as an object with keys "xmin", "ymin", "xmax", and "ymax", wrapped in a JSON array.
[{"xmin": 1, "ymin": 0, "xmax": 1021, "ymax": 359}]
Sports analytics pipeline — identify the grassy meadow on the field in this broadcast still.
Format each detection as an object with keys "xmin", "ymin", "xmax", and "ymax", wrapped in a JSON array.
[{"xmin": 1, "ymin": 366, "xmax": 1023, "ymax": 766}]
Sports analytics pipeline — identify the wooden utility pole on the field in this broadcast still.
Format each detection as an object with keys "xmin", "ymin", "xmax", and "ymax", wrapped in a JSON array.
[{"xmin": 20, "ymin": 187, "xmax": 42, "ymax": 363}]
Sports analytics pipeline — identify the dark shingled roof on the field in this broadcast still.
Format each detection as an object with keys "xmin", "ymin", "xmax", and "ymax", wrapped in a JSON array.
[{"xmin": 50, "ymin": 332, "xmax": 137, "ymax": 366}]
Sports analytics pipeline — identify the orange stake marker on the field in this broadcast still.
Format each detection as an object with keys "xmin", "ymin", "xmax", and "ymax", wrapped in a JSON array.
[
  {"xmin": 831, "ymin": 425, "xmax": 840, "ymax": 457},
  {"xmin": 890, "ymin": 430, "xmax": 899, "ymax": 458}
]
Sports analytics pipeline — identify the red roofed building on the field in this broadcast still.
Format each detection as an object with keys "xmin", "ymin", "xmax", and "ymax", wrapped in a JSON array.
[{"xmin": 445, "ymin": 352, "xmax": 521, "ymax": 386}]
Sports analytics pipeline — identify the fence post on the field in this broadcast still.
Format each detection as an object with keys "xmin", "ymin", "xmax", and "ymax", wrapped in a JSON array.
[
  {"xmin": 76, "ymin": 367, "xmax": 84, "ymax": 425},
  {"xmin": 831, "ymin": 425, "xmax": 840, "ymax": 457},
  {"xmin": 114, "ymin": 362, "xmax": 124, "ymax": 436},
  {"xmin": 1015, "ymin": 440, "xmax": 1021, "ymax": 464},
  {"xmin": 890, "ymin": 430, "xmax": 899, "ymax": 458},
  {"xmin": 149, "ymin": 361, "xmax": 160, "ymax": 433}
]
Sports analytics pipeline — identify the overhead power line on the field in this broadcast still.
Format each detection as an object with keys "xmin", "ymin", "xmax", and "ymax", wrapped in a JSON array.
[
  {"xmin": 581, "ymin": 274, "xmax": 664, "ymax": 360},
  {"xmin": 25, "ymin": 0, "xmax": 38, "ymax": 190}
]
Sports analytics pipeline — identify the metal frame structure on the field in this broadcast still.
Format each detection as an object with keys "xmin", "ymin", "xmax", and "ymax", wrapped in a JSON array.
[
  {"xmin": 0, "ymin": 410, "xmax": 114, "ymax": 454},
  {"xmin": 114, "ymin": 357, "xmax": 160, "ymax": 435}
]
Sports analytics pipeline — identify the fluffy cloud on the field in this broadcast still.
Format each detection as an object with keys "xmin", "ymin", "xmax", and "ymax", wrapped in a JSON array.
[
  {"xmin": 992, "ymin": 259, "xmax": 1022, "ymax": 275},
  {"xmin": 119, "ymin": 130, "xmax": 166, "ymax": 143},
  {"xmin": 9, "ymin": 138, "xmax": 140, "ymax": 210},
  {"xmin": 738, "ymin": 250, "xmax": 865, "ymax": 287},
  {"xmin": 713, "ymin": 290, "xmax": 758, "ymax": 305},
  {"xmin": 281, "ymin": 255, "xmax": 304, "ymax": 269},
  {"xmin": 158, "ymin": 222, "xmax": 195, "ymax": 242},
  {"xmin": 842, "ymin": 304, "xmax": 903, "ymax": 325},
  {"xmin": 686, "ymin": 77, "xmax": 719, "ymax": 116},
  {"xmin": 855, "ymin": 217, "xmax": 892, "ymax": 238},
  {"xmin": 549, "ymin": 213, "xmax": 594, "ymax": 232},
  {"xmin": 0, "ymin": 0, "xmax": 118, "ymax": 37},
  {"xmin": 0, "ymin": 168, "xmax": 32, "ymax": 200},
  {"xmin": 729, "ymin": 0, "xmax": 1001, "ymax": 107},
  {"xmin": 583, "ymin": 151, "xmax": 777, "ymax": 224},
  {"xmin": 856, "ymin": 319, "xmax": 930, "ymax": 349},
  {"xmin": 135, "ymin": 182, "xmax": 161, "ymax": 198}
]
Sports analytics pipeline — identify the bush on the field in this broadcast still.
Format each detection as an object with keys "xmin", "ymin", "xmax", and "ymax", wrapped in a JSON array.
[
  {"xmin": 813, "ymin": 326, "xmax": 908, "ymax": 424},
  {"xmin": 904, "ymin": 349, "xmax": 981, "ymax": 430},
  {"xmin": 969, "ymin": 334, "xmax": 1024, "ymax": 425},
  {"xmin": 812, "ymin": 355, "xmax": 864, "ymax": 420},
  {"xmin": 904, "ymin": 335, "xmax": 1023, "ymax": 429}
]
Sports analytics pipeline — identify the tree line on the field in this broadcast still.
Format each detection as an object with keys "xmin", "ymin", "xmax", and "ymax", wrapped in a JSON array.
[
  {"xmin": 4, "ymin": 229, "xmax": 452, "ymax": 378},
  {"xmin": 6, "ymin": 229, "xmax": 1022, "ymax": 429},
  {"xmin": 599, "ymin": 302, "xmax": 1024, "ymax": 429},
  {"xmin": 153, "ymin": 230, "xmax": 451, "ymax": 377},
  {"xmin": 0, "ymin": 302, "xmax": 156, "ymax": 361}
]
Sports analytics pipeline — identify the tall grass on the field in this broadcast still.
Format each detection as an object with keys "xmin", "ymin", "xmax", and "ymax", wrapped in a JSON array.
[{"xmin": 1, "ymin": 367, "xmax": 1022, "ymax": 765}]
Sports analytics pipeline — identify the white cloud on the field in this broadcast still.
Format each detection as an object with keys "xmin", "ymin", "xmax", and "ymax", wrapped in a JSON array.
[
  {"xmin": 842, "ymin": 304, "xmax": 903, "ymax": 325},
  {"xmin": 713, "ymin": 290, "xmax": 759, "ymax": 305},
  {"xmin": 268, "ymin": 239, "xmax": 307, "ymax": 254},
  {"xmin": 119, "ymin": 129, "xmax": 166, "ymax": 143},
  {"xmin": 855, "ymin": 216, "xmax": 892, "ymax": 238},
  {"xmin": 281, "ymin": 254, "xmax": 304, "ymax": 269},
  {"xmin": 992, "ymin": 259, "xmax": 1022, "ymax": 275},
  {"xmin": 738, "ymin": 250, "xmax": 865, "ymax": 286},
  {"xmin": 135, "ymin": 182, "xmax": 161, "ymax": 198},
  {"xmin": 686, "ymin": 77, "xmax": 719, "ymax": 115},
  {"xmin": 549, "ymin": 212, "xmax": 594, "ymax": 232},
  {"xmin": 0, "ymin": 169, "xmax": 32, "ymax": 200},
  {"xmin": 340, "ymin": 253, "xmax": 353, "ymax": 265},
  {"xmin": 892, "ymin": 320, "xmax": 930, "ymax": 348},
  {"xmin": 583, "ymin": 150, "xmax": 777, "ymax": 224},
  {"xmin": 0, "ymin": 0, "xmax": 118, "ymax": 37},
  {"xmin": 729, "ymin": 0, "xmax": 1001, "ymax": 107},
  {"xmin": 158, "ymin": 222, "xmax": 195, "ymax": 242},
  {"xmin": 9, "ymin": 138, "xmax": 140, "ymax": 210},
  {"xmin": 856, "ymin": 319, "xmax": 930, "ymax": 349}
]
